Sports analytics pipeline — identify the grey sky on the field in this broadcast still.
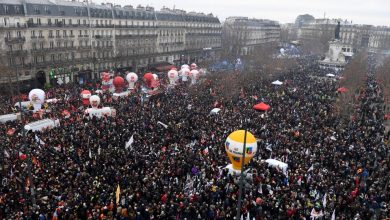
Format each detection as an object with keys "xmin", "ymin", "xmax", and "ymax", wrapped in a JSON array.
[{"xmin": 94, "ymin": 0, "xmax": 390, "ymax": 26}]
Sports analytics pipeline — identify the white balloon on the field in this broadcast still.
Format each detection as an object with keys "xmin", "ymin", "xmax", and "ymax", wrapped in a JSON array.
[
  {"xmin": 168, "ymin": 70, "xmax": 179, "ymax": 85},
  {"xmin": 168, "ymin": 70, "xmax": 178, "ymax": 79},
  {"xmin": 181, "ymin": 64, "xmax": 189, "ymax": 70},
  {"xmin": 28, "ymin": 89, "xmax": 45, "ymax": 104},
  {"xmin": 126, "ymin": 72, "xmax": 138, "ymax": 83},
  {"xmin": 89, "ymin": 95, "xmax": 101, "ymax": 108},
  {"xmin": 152, "ymin": 74, "xmax": 158, "ymax": 80}
]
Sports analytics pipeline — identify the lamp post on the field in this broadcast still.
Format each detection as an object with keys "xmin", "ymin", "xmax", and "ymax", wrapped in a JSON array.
[
  {"xmin": 16, "ymin": 66, "xmax": 37, "ymax": 211},
  {"xmin": 236, "ymin": 127, "xmax": 248, "ymax": 220}
]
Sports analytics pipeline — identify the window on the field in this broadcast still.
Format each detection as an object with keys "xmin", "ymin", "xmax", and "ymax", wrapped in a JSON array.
[
  {"xmin": 48, "ymin": 18, "xmax": 51, "ymax": 25},
  {"xmin": 50, "ymin": 42, "xmax": 54, "ymax": 48},
  {"xmin": 39, "ymin": 30, "xmax": 43, "ymax": 37},
  {"xmin": 34, "ymin": 7, "xmax": 39, "ymax": 14},
  {"xmin": 57, "ymin": 42, "xmax": 61, "ymax": 47},
  {"xmin": 37, "ymin": 18, "xmax": 41, "ymax": 25},
  {"xmin": 31, "ymin": 30, "xmax": 36, "ymax": 37},
  {"xmin": 4, "ymin": 5, "xmax": 9, "ymax": 14},
  {"xmin": 64, "ymin": 42, "xmax": 67, "ymax": 48},
  {"xmin": 49, "ymin": 30, "xmax": 53, "ymax": 37},
  {"xmin": 40, "ymin": 42, "xmax": 44, "ymax": 49},
  {"xmin": 17, "ymin": 31, "xmax": 21, "ymax": 37},
  {"xmin": 63, "ymin": 30, "xmax": 67, "ymax": 37},
  {"xmin": 8, "ymin": 45, "xmax": 13, "ymax": 51},
  {"xmin": 51, "ymin": 54, "xmax": 55, "ymax": 61},
  {"xmin": 77, "ymin": 19, "xmax": 80, "ymax": 25},
  {"xmin": 69, "ymin": 19, "xmax": 72, "ymax": 25},
  {"xmin": 32, "ymin": 43, "xmax": 36, "ymax": 50},
  {"xmin": 56, "ymin": 30, "xmax": 60, "ymax": 36},
  {"xmin": 15, "ymin": 6, "xmax": 20, "ymax": 14}
]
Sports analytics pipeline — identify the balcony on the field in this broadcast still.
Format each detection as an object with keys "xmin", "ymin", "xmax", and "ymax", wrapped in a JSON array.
[
  {"xmin": 4, "ymin": 37, "xmax": 26, "ymax": 44},
  {"xmin": 94, "ymin": 35, "xmax": 112, "ymax": 39},
  {"xmin": 115, "ymin": 34, "xmax": 157, "ymax": 39},
  {"xmin": 6, "ymin": 50, "xmax": 28, "ymax": 56}
]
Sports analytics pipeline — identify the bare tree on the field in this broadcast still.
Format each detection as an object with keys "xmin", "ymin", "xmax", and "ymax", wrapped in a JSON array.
[
  {"xmin": 377, "ymin": 56, "xmax": 390, "ymax": 114},
  {"xmin": 0, "ymin": 55, "xmax": 16, "ymax": 96},
  {"xmin": 222, "ymin": 19, "xmax": 249, "ymax": 60},
  {"xmin": 335, "ymin": 50, "xmax": 367, "ymax": 120}
]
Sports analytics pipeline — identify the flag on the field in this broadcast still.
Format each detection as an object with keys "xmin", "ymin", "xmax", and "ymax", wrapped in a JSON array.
[
  {"xmin": 7, "ymin": 128, "xmax": 15, "ymax": 136},
  {"xmin": 331, "ymin": 209, "xmax": 336, "ymax": 220},
  {"xmin": 35, "ymin": 135, "xmax": 45, "ymax": 146},
  {"xmin": 19, "ymin": 152, "xmax": 27, "ymax": 160},
  {"xmin": 4, "ymin": 149, "xmax": 10, "ymax": 158},
  {"xmin": 116, "ymin": 184, "xmax": 120, "ymax": 205},
  {"xmin": 322, "ymin": 193, "xmax": 327, "ymax": 208},
  {"xmin": 157, "ymin": 121, "xmax": 168, "ymax": 129},
  {"xmin": 125, "ymin": 134, "xmax": 134, "ymax": 150},
  {"xmin": 308, "ymin": 165, "xmax": 314, "ymax": 172},
  {"xmin": 203, "ymin": 147, "xmax": 209, "ymax": 155},
  {"xmin": 54, "ymin": 144, "xmax": 61, "ymax": 152}
]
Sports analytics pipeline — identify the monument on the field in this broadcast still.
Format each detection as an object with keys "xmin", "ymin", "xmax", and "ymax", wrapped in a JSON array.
[{"xmin": 319, "ymin": 21, "xmax": 353, "ymax": 71}]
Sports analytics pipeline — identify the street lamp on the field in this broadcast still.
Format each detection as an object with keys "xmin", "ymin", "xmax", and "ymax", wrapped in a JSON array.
[
  {"xmin": 16, "ymin": 66, "xmax": 37, "ymax": 211},
  {"xmin": 236, "ymin": 127, "xmax": 248, "ymax": 220}
]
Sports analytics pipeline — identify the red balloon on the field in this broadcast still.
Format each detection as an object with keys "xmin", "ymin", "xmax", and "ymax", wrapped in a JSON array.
[
  {"xmin": 113, "ymin": 76, "xmax": 125, "ymax": 91},
  {"xmin": 143, "ymin": 73, "xmax": 154, "ymax": 87}
]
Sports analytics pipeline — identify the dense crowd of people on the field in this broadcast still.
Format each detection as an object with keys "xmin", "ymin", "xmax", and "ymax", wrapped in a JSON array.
[{"xmin": 0, "ymin": 55, "xmax": 389, "ymax": 219}]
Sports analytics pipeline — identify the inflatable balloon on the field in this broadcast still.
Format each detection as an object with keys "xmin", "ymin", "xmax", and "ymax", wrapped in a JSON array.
[
  {"xmin": 168, "ymin": 69, "xmax": 178, "ymax": 85},
  {"xmin": 80, "ymin": 90, "xmax": 91, "ymax": 105},
  {"xmin": 28, "ymin": 89, "xmax": 45, "ymax": 112},
  {"xmin": 101, "ymin": 72, "xmax": 112, "ymax": 91},
  {"xmin": 113, "ymin": 76, "xmax": 125, "ymax": 92},
  {"xmin": 190, "ymin": 69, "xmax": 200, "ymax": 84},
  {"xmin": 126, "ymin": 72, "xmax": 138, "ymax": 90},
  {"xmin": 190, "ymin": 63, "xmax": 197, "ymax": 70},
  {"xmin": 181, "ymin": 68, "xmax": 190, "ymax": 82},
  {"xmin": 152, "ymin": 74, "xmax": 158, "ymax": 81},
  {"xmin": 89, "ymin": 95, "xmax": 100, "ymax": 109},
  {"xmin": 143, "ymin": 73, "xmax": 154, "ymax": 88},
  {"xmin": 225, "ymin": 130, "xmax": 258, "ymax": 171},
  {"xmin": 181, "ymin": 64, "xmax": 189, "ymax": 70}
]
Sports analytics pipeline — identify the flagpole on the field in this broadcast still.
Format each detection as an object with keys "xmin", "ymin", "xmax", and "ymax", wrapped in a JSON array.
[{"xmin": 236, "ymin": 129, "xmax": 247, "ymax": 220}]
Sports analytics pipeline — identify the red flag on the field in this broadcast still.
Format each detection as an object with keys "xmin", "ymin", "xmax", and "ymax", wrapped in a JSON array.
[
  {"xmin": 7, "ymin": 128, "xmax": 15, "ymax": 136},
  {"xmin": 19, "ymin": 152, "xmax": 27, "ymax": 160}
]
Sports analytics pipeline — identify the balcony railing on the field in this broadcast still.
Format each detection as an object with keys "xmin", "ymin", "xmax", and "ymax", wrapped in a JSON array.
[{"xmin": 4, "ymin": 37, "xmax": 26, "ymax": 44}]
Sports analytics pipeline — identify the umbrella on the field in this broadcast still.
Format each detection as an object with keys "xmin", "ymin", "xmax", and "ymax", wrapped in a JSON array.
[
  {"xmin": 271, "ymin": 80, "xmax": 283, "ymax": 85},
  {"xmin": 337, "ymin": 87, "xmax": 348, "ymax": 93},
  {"xmin": 253, "ymin": 102, "xmax": 270, "ymax": 111}
]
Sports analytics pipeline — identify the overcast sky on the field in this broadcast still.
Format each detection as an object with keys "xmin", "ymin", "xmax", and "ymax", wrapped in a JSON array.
[{"xmin": 94, "ymin": 0, "xmax": 390, "ymax": 26}]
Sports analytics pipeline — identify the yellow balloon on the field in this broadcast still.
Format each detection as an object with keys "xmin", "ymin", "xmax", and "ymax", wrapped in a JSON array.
[{"xmin": 225, "ymin": 130, "xmax": 257, "ymax": 170}]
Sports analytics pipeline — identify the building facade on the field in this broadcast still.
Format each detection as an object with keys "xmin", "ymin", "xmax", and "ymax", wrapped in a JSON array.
[
  {"xmin": 0, "ymin": 0, "xmax": 222, "ymax": 87},
  {"xmin": 297, "ymin": 18, "xmax": 390, "ymax": 53},
  {"xmin": 223, "ymin": 17, "xmax": 280, "ymax": 57}
]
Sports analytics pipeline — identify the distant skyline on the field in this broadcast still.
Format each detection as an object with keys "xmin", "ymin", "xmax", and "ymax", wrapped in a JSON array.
[{"xmin": 93, "ymin": 0, "xmax": 390, "ymax": 26}]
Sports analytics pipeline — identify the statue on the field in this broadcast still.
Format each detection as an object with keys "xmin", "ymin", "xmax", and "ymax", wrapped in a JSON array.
[{"xmin": 335, "ymin": 21, "xmax": 340, "ymax": 40}]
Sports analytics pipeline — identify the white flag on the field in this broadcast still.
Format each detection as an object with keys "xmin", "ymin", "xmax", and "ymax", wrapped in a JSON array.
[
  {"xmin": 125, "ymin": 134, "xmax": 134, "ymax": 150},
  {"xmin": 308, "ymin": 165, "xmax": 314, "ymax": 172},
  {"xmin": 157, "ymin": 121, "xmax": 168, "ymax": 129},
  {"xmin": 4, "ymin": 149, "xmax": 10, "ymax": 158},
  {"xmin": 331, "ymin": 209, "xmax": 336, "ymax": 220},
  {"xmin": 35, "ymin": 135, "xmax": 45, "ymax": 146},
  {"xmin": 322, "ymin": 193, "xmax": 327, "ymax": 208}
]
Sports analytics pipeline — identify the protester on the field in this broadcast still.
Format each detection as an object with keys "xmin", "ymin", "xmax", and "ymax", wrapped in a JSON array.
[{"xmin": 0, "ymin": 56, "xmax": 388, "ymax": 220}]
